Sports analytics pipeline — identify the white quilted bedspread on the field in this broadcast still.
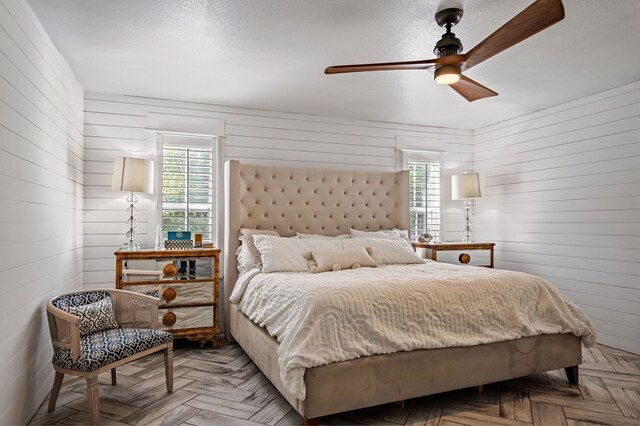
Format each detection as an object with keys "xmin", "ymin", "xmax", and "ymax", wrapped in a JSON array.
[{"xmin": 233, "ymin": 261, "xmax": 596, "ymax": 400}]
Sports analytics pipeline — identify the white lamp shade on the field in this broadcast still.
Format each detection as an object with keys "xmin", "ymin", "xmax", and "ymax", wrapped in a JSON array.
[
  {"xmin": 111, "ymin": 157, "xmax": 154, "ymax": 193},
  {"xmin": 452, "ymin": 172, "xmax": 481, "ymax": 200}
]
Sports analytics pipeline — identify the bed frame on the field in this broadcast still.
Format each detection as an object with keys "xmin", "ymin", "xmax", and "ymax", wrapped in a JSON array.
[{"xmin": 223, "ymin": 160, "xmax": 581, "ymax": 422}]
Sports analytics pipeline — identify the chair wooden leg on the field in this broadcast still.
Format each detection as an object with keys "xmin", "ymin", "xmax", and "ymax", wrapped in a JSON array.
[
  {"xmin": 86, "ymin": 374, "xmax": 100, "ymax": 425},
  {"xmin": 164, "ymin": 343, "xmax": 174, "ymax": 392},
  {"xmin": 302, "ymin": 418, "xmax": 318, "ymax": 426},
  {"xmin": 47, "ymin": 372, "xmax": 64, "ymax": 412},
  {"xmin": 111, "ymin": 368, "xmax": 117, "ymax": 385}
]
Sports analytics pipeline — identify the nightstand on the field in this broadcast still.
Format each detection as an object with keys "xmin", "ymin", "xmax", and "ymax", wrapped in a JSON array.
[
  {"xmin": 115, "ymin": 248, "xmax": 221, "ymax": 346},
  {"xmin": 412, "ymin": 242, "xmax": 495, "ymax": 268}
]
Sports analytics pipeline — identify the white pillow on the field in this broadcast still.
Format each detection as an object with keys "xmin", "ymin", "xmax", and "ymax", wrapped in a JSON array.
[
  {"xmin": 351, "ymin": 228, "xmax": 410, "ymax": 242},
  {"xmin": 297, "ymin": 232, "xmax": 351, "ymax": 240},
  {"xmin": 350, "ymin": 229, "xmax": 389, "ymax": 238},
  {"xmin": 239, "ymin": 229, "xmax": 279, "ymax": 270},
  {"xmin": 350, "ymin": 228, "xmax": 412, "ymax": 251},
  {"xmin": 235, "ymin": 244, "xmax": 256, "ymax": 275},
  {"xmin": 253, "ymin": 235, "xmax": 342, "ymax": 273},
  {"xmin": 389, "ymin": 229, "xmax": 411, "ymax": 242},
  {"xmin": 341, "ymin": 238, "xmax": 424, "ymax": 265},
  {"xmin": 307, "ymin": 246, "xmax": 376, "ymax": 273}
]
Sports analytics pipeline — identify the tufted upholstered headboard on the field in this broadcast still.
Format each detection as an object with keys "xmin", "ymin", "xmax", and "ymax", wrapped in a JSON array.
[{"xmin": 223, "ymin": 160, "xmax": 409, "ymax": 336}]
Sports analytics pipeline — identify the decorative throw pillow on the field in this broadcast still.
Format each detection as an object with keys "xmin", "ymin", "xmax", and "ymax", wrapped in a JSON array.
[
  {"xmin": 305, "ymin": 246, "xmax": 376, "ymax": 273},
  {"xmin": 253, "ymin": 235, "xmax": 342, "ymax": 273},
  {"xmin": 239, "ymin": 229, "xmax": 279, "ymax": 270},
  {"xmin": 341, "ymin": 238, "xmax": 424, "ymax": 265},
  {"xmin": 64, "ymin": 297, "xmax": 119, "ymax": 336}
]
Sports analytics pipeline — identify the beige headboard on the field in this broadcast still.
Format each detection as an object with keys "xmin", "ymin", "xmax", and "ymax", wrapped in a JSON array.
[{"xmin": 223, "ymin": 160, "xmax": 409, "ymax": 337}]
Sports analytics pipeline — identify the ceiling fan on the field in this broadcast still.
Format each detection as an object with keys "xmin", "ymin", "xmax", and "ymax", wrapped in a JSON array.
[{"xmin": 324, "ymin": 0, "xmax": 565, "ymax": 102}]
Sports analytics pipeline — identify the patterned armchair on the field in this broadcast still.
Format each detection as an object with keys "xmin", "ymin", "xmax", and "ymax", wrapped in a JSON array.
[{"xmin": 46, "ymin": 289, "xmax": 173, "ymax": 425}]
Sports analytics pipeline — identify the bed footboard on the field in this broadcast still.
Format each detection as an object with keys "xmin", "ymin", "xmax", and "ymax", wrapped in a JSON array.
[{"xmin": 230, "ymin": 304, "xmax": 582, "ymax": 420}]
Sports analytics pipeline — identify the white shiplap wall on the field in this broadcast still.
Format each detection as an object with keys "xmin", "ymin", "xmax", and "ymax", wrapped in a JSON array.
[
  {"xmin": 473, "ymin": 80, "xmax": 640, "ymax": 355},
  {"xmin": 0, "ymin": 0, "xmax": 84, "ymax": 423},
  {"xmin": 83, "ymin": 93, "xmax": 473, "ymax": 308}
]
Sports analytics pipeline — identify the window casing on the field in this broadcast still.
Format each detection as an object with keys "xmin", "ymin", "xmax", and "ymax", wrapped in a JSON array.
[
  {"xmin": 407, "ymin": 154, "xmax": 442, "ymax": 242},
  {"xmin": 160, "ymin": 140, "xmax": 214, "ymax": 242}
]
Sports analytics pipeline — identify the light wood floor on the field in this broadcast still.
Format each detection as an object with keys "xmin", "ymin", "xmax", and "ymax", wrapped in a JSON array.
[{"xmin": 30, "ymin": 341, "xmax": 640, "ymax": 425}]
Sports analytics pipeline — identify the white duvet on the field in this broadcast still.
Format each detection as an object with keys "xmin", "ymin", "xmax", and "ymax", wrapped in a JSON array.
[{"xmin": 231, "ymin": 261, "xmax": 596, "ymax": 400}]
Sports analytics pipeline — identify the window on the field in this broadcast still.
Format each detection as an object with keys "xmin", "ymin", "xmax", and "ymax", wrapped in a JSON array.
[
  {"xmin": 160, "ymin": 141, "xmax": 214, "ymax": 242},
  {"xmin": 408, "ymin": 158, "xmax": 441, "ymax": 242}
]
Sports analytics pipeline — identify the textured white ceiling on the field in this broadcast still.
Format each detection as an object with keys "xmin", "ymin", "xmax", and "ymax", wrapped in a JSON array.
[{"xmin": 27, "ymin": 0, "xmax": 640, "ymax": 129}]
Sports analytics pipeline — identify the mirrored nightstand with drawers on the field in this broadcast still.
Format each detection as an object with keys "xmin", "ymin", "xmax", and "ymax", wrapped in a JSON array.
[{"xmin": 115, "ymin": 248, "xmax": 221, "ymax": 346}]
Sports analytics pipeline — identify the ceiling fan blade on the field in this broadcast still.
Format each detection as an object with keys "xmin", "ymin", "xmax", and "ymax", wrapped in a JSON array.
[
  {"xmin": 450, "ymin": 75, "xmax": 498, "ymax": 102},
  {"xmin": 325, "ymin": 54, "xmax": 464, "ymax": 74},
  {"xmin": 463, "ymin": 0, "xmax": 565, "ymax": 70}
]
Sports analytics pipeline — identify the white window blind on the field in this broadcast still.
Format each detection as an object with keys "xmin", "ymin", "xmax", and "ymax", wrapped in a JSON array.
[
  {"xmin": 408, "ymin": 160, "xmax": 441, "ymax": 242},
  {"xmin": 161, "ymin": 144, "xmax": 214, "ymax": 242}
]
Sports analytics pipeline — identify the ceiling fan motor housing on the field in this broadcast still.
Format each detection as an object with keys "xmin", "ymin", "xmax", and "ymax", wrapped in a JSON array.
[{"xmin": 433, "ymin": 32, "xmax": 463, "ymax": 57}]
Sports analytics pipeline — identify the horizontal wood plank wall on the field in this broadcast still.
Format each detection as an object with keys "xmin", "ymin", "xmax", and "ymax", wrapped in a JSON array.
[
  {"xmin": 0, "ymin": 0, "xmax": 84, "ymax": 423},
  {"xmin": 473, "ymin": 80, "xmax": 640, "ymax": 355},
  {"xmin": 83, "ymin": 92, "xmax": 473, "ymax": 329}
]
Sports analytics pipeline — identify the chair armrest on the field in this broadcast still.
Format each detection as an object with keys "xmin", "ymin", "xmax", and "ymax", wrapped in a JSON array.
[
  {"xmin": 110, "ymin": 289, "xmax": 160, "ymax": 329},
  {"xmin": 47, "ymin": 303, "xmax": 82, "ymax": 361}
]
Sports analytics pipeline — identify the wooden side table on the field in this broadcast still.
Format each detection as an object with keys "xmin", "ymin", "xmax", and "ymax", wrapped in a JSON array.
[{"xmin": 412, "ymin": 242, "xmax": 496, "ymax": 268}]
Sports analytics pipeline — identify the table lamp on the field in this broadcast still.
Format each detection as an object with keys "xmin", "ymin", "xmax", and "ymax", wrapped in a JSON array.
[
  {"xmin": 452, "ymin": 172, "xmax": 481, "ymax": 243},
  {"xmin": 111, "ymin": 157, "xmax": 154, "ymax": 250}
]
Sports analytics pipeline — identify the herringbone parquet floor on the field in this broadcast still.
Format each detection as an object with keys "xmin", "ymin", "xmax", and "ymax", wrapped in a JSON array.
[{"xmin": 30, "ymin": 341, "xmax": 640, "ymax": 425}]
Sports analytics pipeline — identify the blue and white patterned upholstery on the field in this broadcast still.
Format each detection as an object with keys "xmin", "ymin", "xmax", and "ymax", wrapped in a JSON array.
[
  {"xmin": 52, "ymin": 291, "xmax": 119, "ymax": 336},
  {"xmin": 65, "ymin": 298, "xmax": 119, "ymax": 336},
  {"xmin": 144, "ymin": 289, "xmax": 159, "ymax": 298},
  {"xmin": 53, "ymin": 328, "xmax": 173, "ymax": 372},
  {"xmin": 51, "ymin": 291, "xmax": 111, "ymax": 310}
]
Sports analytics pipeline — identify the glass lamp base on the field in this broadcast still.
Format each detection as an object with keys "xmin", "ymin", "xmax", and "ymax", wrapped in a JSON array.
[
  {"xmin": 121, "ymin": 241, "xmax": 140, "ymax": 251},
  {"xmin": 462, "ymin": 198, "xmax": 472, "ymax": 243},
  {"xmin": 121, "ymin": 191, "xmax": 141, "ymax": 251}
]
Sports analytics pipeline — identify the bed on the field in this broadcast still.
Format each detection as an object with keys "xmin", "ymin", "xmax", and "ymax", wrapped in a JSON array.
[{"xmin": 223, "ymin": 160, "xmax": 594, "ymax": 423}]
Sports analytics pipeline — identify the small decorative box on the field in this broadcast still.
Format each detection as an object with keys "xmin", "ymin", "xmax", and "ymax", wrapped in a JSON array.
[
  {"xmin": 164, "ymin": 240, "xmax": 194, "ymax": 250},
  {"xmin": 168, "ymin": 231, "xmax": 192, "ymax": 241}
]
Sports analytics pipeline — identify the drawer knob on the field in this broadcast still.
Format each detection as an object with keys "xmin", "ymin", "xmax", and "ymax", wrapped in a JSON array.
[
  {"xmin": 162, "ymin": 311, "xmax": 177, "ymax": 327},
  {"xmin": 459, "ymin": 253, "xmax": 471, "ymax": 264},
  {"xmin": 162, "ymin": 287, "xmax": 177, "ymax": 302},
  {"xmin": 163, "ymin": 263, "xmax": 177, "ymax": 277}
]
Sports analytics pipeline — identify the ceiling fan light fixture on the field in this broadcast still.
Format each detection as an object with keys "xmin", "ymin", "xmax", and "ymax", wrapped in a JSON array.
[{"xmin": 434, "ymin": 65, "xmax": 461, "ymax": 85}]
